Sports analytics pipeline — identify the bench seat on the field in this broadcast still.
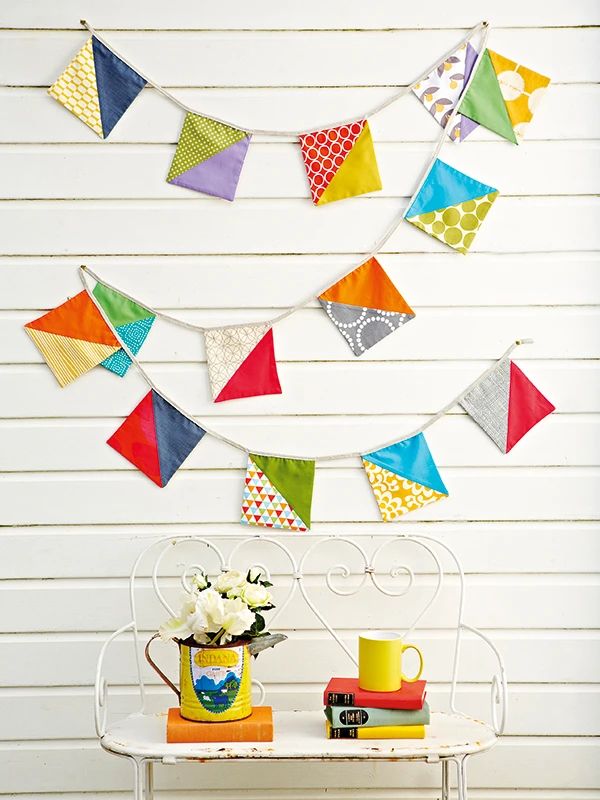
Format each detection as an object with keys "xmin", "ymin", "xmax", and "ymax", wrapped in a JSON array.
[{"xmin": 101, "ymin": 710, "xmax": 496, "ymax": 763}]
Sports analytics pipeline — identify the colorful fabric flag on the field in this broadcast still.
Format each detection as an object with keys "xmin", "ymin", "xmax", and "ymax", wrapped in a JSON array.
[
  {"xmin": 362, "ymin": 433, "xmax": 448, "ymax": 521},
  {"xmin": 107, "ymin": 389, "xmax": 206, "ymax": 486},
  {"xmin": 241, "ymin": 454, "xmax": 315, "ymax": 531},
  {"xmin": 24, "ymin": 291, "xmax": 120, "ymax": 387},
  {"xmin": 458, "ymin": 49, "xmax": 550, "ymax": 143},
  {"xmin": 460, "ymin": 359, "xmax": 555, "ymax": 453},
  {"xmin": 204, "ymin": 324, "xmax": 282, "ymax": 403},
  {"xmin": 404, "ymin": 159, "xmax": 498, "ymax": 254},
  {"xmin": 48, "ymin": 36, "xmax": 146, "ymax": 139},
  {"xmin": 92, "ymin": 283, "xmax": 155, "ymax": 377},
  {"xmin": 412, "ymin": 42, "xmax": 479, "ymax": 142},
  {"xmin": 299, "ymin": 119, "xmax": 381, "ymax": 206},
  {"xmin": 167, "ymin": 113, "xmax": 251, "ymax": 201},
  {"xmin": 485, "ymin": 50, "xmax": 551, "ymax": 140},
  {"xmin": 318, "ymin": 257, "xmax": 415, "ymax": 356},
  {"xmin": 458, "ymin": 50, "xmax": 517, "ymax": 144}
]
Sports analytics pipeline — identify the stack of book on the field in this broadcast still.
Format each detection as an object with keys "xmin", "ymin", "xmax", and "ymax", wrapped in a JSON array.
[
  {"xmin": 166, "ymin": 706, "xmax": 274, "ymax": 743},
  {"xmin": 323, "ymin": 677, "xmax": 429, "ymax": 739}
]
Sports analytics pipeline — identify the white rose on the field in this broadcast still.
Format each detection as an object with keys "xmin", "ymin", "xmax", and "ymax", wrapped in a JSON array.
[
  {"xmin": 215, "ymin": 570, "xmax": 246, "ymax": 595},
  {"xmin": 159, "ymin": 615, "xmax": 193, "ymax": 642},
  {"xmin": 192, "ymin": 588, "xmax": 225, "ymax": 634},
  {"xmin": 221, "ymin": 597, "xmax": 255, "ymax": 640},
  {"xmin": 239, "ymin": 582, "xmax": 272, "ymax": 609},
  {"xmin": 158, "ymin": 592, "xmax": 199, "ymax": 642}
]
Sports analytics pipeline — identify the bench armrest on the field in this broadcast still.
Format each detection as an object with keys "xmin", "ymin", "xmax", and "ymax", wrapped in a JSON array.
[
  {"xmin": 455, "ymin": 623, "xmax": 507, "ymax": 735},
  {"xmin": 94, "ymin": 621, "xmax": 136, "ymax": 737}
]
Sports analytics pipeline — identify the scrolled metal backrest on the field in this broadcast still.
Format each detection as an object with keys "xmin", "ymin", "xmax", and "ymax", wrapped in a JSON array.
[{"xmin": 128, "ymin": 533, "xmax": 468, "ymax": 717}]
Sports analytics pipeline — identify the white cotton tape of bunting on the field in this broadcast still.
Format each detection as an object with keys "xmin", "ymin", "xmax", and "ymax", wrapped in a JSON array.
[
  {"xmin": 80, "ymin": 19, "xmax": 489, "ymax": 137},
  {"xmin": 80, "ymin": 262, "xmax": 530, "ymax": 463}
]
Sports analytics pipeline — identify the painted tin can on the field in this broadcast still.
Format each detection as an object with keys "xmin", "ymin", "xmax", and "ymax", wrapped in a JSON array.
[
  {"xmin": 179, "ymin": 641, "xmax": 252, "ymax": 722},
  {"xmin": 145, "ymin": 634, "xmax": 252, "ymax": 722}
]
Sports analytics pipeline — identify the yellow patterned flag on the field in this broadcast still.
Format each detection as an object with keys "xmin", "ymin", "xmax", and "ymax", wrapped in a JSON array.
[
  {"xmin": 362, "ymin": 434, "xmax": 448, "ymax": 521},
  {"xmin": 487, "ymin": 50, "xmax": 551, "ymax": 140},
  {"xmin": 24, "ymin": 291, "xmax": 120, "ymax": 387},
  {"xmin": 48, "ymin": 36, "xmax": 146, "ymax": 138},
  {"xmin": 458, "ymin": 49, "xmax": 550, "ymax": 143}
]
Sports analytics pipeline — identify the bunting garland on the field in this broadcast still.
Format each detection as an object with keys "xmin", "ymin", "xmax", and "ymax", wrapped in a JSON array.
[
  {"xmin": 27, "ymin": 267, "xmax": 555, "ymax": 527},
  {"xmin": 34, "ymin": 23, "xmax": 557, "ymax": 530},
  {"xmin": 45, "ymin": 20, "xmax": 550, "ymax": 222}
]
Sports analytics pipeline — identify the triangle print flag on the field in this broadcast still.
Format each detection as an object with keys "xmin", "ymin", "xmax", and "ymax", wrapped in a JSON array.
[
  {"xmin": 412, "ymin": 41, "xmax": 480, "ymax": 142},
  {"xmin": 107, "ymin": 389, "xmax": 206, "ymax": 486},
  {"xmin": 92, "ymin": 283, "xmax": 156, "ymax": 377},
  {"xmin": 24, "ymin": 291, "xmax": 120, "ymax": 387},
  {"xmin": 362, "ymin": 433, "xmax": 448, "ymax": 521},
  {"xmin": 241, "ymin": 454, "xmax": 315, "ymax": 532},
  {"xmin": 318, "ymin": 257, "xmax": 415, "ymax": 356},
  {"xmin": 404, "ymin": 159, "xmax": 498, "ymax": 254},
  {"xmin": 48, "ymin": 37, "xmax": 146, "ymax": 139},
  {"xmin": 204, "ymin": 324, "xmax": 282, "ymax": 403},
  {"xmin": 167, "ymin": 113, "xmax": 251, "ymax": 201},
  {"xmin": 460, "ymin": 358, "xmax": 555, "ymax": 453},
  {"xmin": 299, "ymin": 119, "xmax": 382, "ymax": 206}
]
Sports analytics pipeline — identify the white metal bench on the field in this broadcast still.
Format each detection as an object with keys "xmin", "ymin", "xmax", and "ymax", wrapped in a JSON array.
[{"xmin": 95, "ymin": 534, "xmax": 507, "ymax": 799}]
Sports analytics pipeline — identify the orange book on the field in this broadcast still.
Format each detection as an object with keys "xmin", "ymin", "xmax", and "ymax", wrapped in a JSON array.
[{"xmin": 166, "ymin": 706, "xmax": 273, "ymax": 743}]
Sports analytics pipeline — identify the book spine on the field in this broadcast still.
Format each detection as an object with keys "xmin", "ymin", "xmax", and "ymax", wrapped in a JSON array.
[
  {"xmin": 329, "ymin": 702, "xmax": 430, "ymax": 729},
  {"xmin": 328, "ymin": 726, "xmax": 358, "ymax": 738},
  {"xmin": 328, "ymin": 725, "xmax": 425, "ymax": 740},
  {"xmin": 326, "ymin": 691, "xmax": 355, "ymax": 706}
]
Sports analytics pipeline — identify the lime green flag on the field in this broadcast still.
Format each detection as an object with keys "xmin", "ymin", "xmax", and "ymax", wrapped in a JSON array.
[
  {"xmin": 241, "ymin": 454, "xmax": 316, "ymax": 532},
  {"xmin": 92, "ymin": 283, "xmax": 152, "ymax": 327},
  {"xmin": 458, "ymin": 50, "xmax": 518, "ymax": 144}
]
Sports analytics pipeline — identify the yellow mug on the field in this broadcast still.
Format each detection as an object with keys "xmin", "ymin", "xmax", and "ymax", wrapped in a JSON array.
[{"xmin": 358, "ymin": 631, "xmax": 424, "ymax": 692}]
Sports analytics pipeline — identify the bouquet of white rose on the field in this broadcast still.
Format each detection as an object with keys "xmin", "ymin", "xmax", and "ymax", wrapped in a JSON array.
[{"xmin": 159, "ymin": 567, "xmax": 280, "ymax": 649}]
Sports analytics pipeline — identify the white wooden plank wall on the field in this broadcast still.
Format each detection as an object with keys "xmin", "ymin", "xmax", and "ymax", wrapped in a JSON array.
[{"xmin": 0, "ymin": 1, "xmax": 599, "ymax": 797}]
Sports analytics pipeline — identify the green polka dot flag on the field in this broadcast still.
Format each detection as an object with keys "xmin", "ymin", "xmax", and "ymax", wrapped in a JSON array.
[
  {"xmin": 404, "ymin": 159, "xmax": 499, "ymax": 254},
  {"xmin": 167, "ymin": 113, "xmax": 251, "ymax": 201}
]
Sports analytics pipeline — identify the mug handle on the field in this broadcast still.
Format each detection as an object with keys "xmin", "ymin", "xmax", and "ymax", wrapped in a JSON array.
[
  {"xmin": 400, "ymin": 643, "xmax": 424, "ymax": 683},
  {"xmin": 144, "ymin": 633, "xmax": 180, "ymax": 700}
]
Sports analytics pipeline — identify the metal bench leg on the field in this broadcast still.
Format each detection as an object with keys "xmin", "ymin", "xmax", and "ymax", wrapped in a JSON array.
[
  {"xmin": 144, "ymin": 761, "xmax": 154, "ymax": 800},
  {"xmin": 131, "ymin": 757, "xmax": 145, "ymax": 800},
  {"xmin": 441, "ymin": 758, "xmax": 450, "ymax": 800},
  {"xmin": 456, "ymin": 754, "xmax": 469, "ymax": 800}
]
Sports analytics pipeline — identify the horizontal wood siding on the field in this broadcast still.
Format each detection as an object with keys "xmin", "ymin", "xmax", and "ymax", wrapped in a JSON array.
[{"xmin": 0, "ymin": 1, "xmax": 599, "ymax": 796}]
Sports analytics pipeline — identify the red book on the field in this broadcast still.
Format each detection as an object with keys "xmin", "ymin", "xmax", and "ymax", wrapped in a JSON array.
[
  {"xmin": 166, "ymin": 706, "xmax": 273, "ymax": 743},
  {"xmin": 323, "ymin": 678, "xmax": 426, "ymax": 710}
]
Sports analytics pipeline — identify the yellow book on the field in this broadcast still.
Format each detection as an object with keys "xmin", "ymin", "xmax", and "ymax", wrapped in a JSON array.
[{"xmin": 326, "ymin": 721, "xmax": 425, "ymax": 740}]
